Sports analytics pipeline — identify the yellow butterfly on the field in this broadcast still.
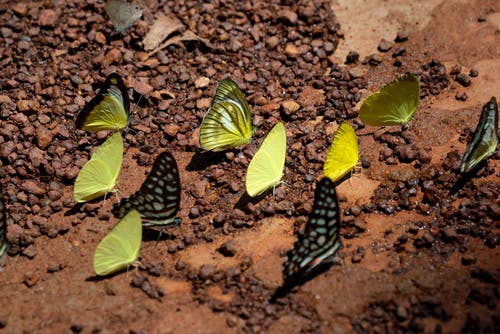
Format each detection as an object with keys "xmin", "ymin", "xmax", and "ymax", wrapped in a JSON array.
[
  {"xmin": 359, "ymin": 73, "xmax": 420, "ymax": 126},
  {"xmin": 460, "ymin": 97, "xmax": 498, "ymax": 173},
  {"xmin": 93, "ymin": 209, "xmax": 142, "ymax": 276},
  {"xmin": 74, "ymin": 132, "xmax": 123, "ymax": 203},
  {"xmin": 76, "ymin": 73, "xmax": 129, "ymax": 132},
  {"xmin": 323, "ymin": 122, "xmax": 359, "ymax": 183},
  {"xmin": 246, "ymin": 122, "xmax": 286, "ymax": 197},
  {"xmin": 199, "ymin": 79, "xmax": 255, "ymax": 151}
]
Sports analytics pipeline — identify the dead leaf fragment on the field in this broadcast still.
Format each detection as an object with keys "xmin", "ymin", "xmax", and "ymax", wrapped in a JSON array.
[{"xmin": 143, "ymin": 15, "xmax": 184, "ymax": 51}]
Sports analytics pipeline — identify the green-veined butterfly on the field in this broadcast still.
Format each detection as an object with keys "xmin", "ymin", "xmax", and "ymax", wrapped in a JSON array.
[
  {"xmin": 359, "ymin": 73, "xmax": 420, "ymax": 126},
  {"xmin": 460, "ymin": 97, "xmax": 498, "ymax": 173},
  {"xmin": 279, "ymin": 177, "xmax": 341, "ymax": 294},
  {"xmin": 323, "ymin": 122, "xmax": 359, "ymax": 183},
  {"xmin": 105, "ymin": 0, "xmax": 143, "ymax": 33},
  {"xmin": 112, "ymin": 152, "xmax": 181, "ymax": 228},
  {"xmin": 76, "ymin": 73, "xmax": 129, "ymax": 132},
  {"xmin": 199, "ymin": 79, "xmax": 255, "ymax": 151},
  {"xmin": 93, "ymin": 209, "xmax": 142, "ymax": 276},
  {"xmin": 74, "ymin": 132, "xmax": 123, "ymax": 203},
  {"xmin": 246, "ymin": 122, "xmax": 286, "ymax": 197}
]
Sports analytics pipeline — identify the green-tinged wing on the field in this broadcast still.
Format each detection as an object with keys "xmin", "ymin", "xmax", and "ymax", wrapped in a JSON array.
[
  {"xmin": 74, "ymin": 132, "xmax": 123, "ymax": 202},
  {"xmin": 246, "ymin": 122, "xmax": 287, "ymax": 197},
  {"xmin": 324, "ymin": 122, "xmax": 359, "ymax": 183},
  {"xmin": 460, "ymin": 97, "xmax": 499, "ymax": 173},
  {"xmin": 199, "ymin": 79, "xmax": 253, "ymax": 151},
  {"xmin": 359, "ymin": 73, "xmax": 420, "ymax": 126},
  {"xmin": 76, "ymin": 73, "xmax": 129, "ymax": 132},
  {"xmin": 93, "ymin": 209, "xmax": 142, "ymax": 276},
  {"xmin": 0, "ymin": 185, "xmax": 8, "ymax": 258},
  {"xmin": 200, "ymin": 101, "xmax": 253, "ymax": 151}
]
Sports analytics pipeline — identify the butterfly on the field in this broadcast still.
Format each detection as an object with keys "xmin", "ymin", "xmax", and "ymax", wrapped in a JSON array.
[
  {"xmin": 74, "ymin": 132, "xmax": 123, "ymax": 203},
  {"xmin": 105, "ymin": 0, "xmax": 144, "ymax": 33},
  {"xmin": 460, "ymin": 97, "xmax": 499, "ymax": 173},
  {"xmin": 112, "ymin": 151, "xmax": 181, "ymax": 228},
  {"xmin": 280, "ymin": 177, "xmax": 341, "ymax": 293},
  {"xmin": 359, "ymin": 73, "xmax": 420, "ymax": 126},
  {"xmin": 75, "ymin": 73, "xmax": 130, "ymax": 132},
  {"xmin": 246, "ymin": 122, "xmax": 287, "ymax": 197},
  {"xmin": 324, "ymin": 122, "xmax": 359, "ymax": 183},
  {"xmin": 199, "ymin": 78, "xmax": 255, "ymax": 151},
  {"xmin": 93, "ymin": 209, "xmax": 142, "ymax": 276},
  {"xmin": 0, "ymin": 185, "xmax": 8, "ymax": 259}
]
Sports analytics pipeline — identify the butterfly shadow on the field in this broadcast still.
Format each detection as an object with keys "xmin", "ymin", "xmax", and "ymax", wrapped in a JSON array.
[
  {"xmin": 64, "ymin": 193, "xmax": 118, "ymax": 217},
  {"xmin": 186, "ymin": 151, "xmax": 229, "ymax": 171},
  {"xmin": 142, "ymin": 226, "xmax": 179, "ymax": 242},
  {"xmin": 449, "ymin": 161, "xmax": 489, "ymax": 195},
  {"xmin": 270, "ymin": 257, "xmax": 342, "ymax": 302},
  {"xmin": 234, "ymin": 190, "xmax": 271, "ymax": 210}
]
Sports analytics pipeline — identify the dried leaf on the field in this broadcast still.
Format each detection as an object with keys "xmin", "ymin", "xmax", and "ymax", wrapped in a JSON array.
[
  {"xmin": 143, "ymin": 15, "xmax": 184, "ymax": 51},
  {"xmin": 148, "ymin": 30, "xmax": 216, "ymax": 56}
]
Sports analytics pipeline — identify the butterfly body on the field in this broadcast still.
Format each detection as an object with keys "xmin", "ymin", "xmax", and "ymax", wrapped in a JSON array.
[
  {"xmin": 359, "ymin": 73, "xmax": 420, "ymax": 126},
  {"xmin": 199, "ymin": 79, "xmax": 255, "ymax": 151},
  {"xmin": 324, "ymin": 122, "xmax": 359, "ymax": 183},
  {"xmin": 74, "ymin": 132, "xmax": 123, "ymax": 203},
  {"xmin": 460, "ymin": 97, "xmax": 499, "ymax": 173},
  {"xmin": 112, "ymin": 152, "xmax": 181, "ymax": 227},
  {"xmin": 93, "ymin": 209, "xmax": 142, "ymax": 276},
  {"xmin": 76, "ymin": 73, "xmax": 129, "ymax": 132},
  {"xmin": 281, "ymin": 177, "xmax": 341, "ymax": 292},
  {"xmin": 246, "ymin": 122, "xmax": 287, "ymax": 197}
]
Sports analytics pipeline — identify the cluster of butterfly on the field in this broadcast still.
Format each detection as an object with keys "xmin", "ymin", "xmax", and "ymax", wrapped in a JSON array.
[{"xmin": 48, "ymin": 68, "xmax": 500, "ymax": 293}]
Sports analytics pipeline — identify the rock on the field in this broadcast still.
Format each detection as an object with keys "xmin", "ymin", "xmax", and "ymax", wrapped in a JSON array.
[
  {"xmin": 395, "ymin": 31, "xmax": 408, "ymax": 42},
  {"xmin": 196, "ymin": 98, "xmax": 211, "ymax": 109},
  {"xmin": 17, "ymin": 99, "xmax": 39, "ymax": 113},
  {"xmin": 345, "ymin": 51, "xmax": 359, "ymax": 64},
  {"xmin": 133, "ymin": 80, "xmax": 153, "ymax": 96},
  {"xmin": 103, "ymin": 48, "xmax": 122, "ymax": 66},
  {"xmin": 195, "ymin": 76, "xmax": 210, "ymax": 89},
  {"xmin": 265, "ymin": 36, "xmax": 280, "ymax": 50},
  {"xmin": 455, "ymin": 73, "xmax": 471, "ymax": 87},
  {"xmin": 348, "ymin": 67, "xmax": 364, "ymax": 79},
  {"xmin": 39, "ymin": 9, "xmax": 58, "ymax": 27},
  {"xmin": 218, "ymin": 240, "xmax": 237, "ymax": 257},
  {"xmin": 36, "ymin": 125, "xmax": 54, "ymax": 149},
  {"xmin": 281, "ymin": 100, "xmax": 300, "ymax": 114},
  {"xmin": 22, "ymin": 244, "xmax": 37, "ymax": 259},
  {"xmin": 299, "ymin": 86, "xmax": 325, "ymax": 106},
  {"xmin": 377, "ymin": 38, "xmax": 393, "ymax": 52},
  {"xmin": 21, "ymin": 181, "xmax": 46, "ymax": 196},
  {"xmin": 199, "ymin": 264, "xmax": 215, "ymax": 280},
  {"xmin": 279, "ymin": 9, "xmax": 298, "ymax": 24},
  {"xmin": 284, "ymin": 44, "xmax": 308, "ymax": 58}
]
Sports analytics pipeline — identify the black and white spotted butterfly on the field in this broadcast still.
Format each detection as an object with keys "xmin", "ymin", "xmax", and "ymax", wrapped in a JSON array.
[
  {"xmin": 0, "ymin": 185, "xmax": 8, "ymax": 258},
  {"xmin": 278, "ymin": 177, "xmax": 342, "ymax": 294},
  {"xmin": 112, "ymin": 151, "xmax": 181, "ymax": 227}
]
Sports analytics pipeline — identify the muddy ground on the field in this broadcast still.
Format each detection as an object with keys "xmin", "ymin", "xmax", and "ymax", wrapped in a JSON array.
[{"xmin": 0, "ymin": 0, "xmax": 499, "ymax": 333}]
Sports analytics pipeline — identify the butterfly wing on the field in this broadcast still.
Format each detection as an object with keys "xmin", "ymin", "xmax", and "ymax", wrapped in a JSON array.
[
  {"xmin": 74, "ymin": 132, "xmax": 123, "ymax": 202},
  {"xmin": 359, "ymin": 73, "xmax": 420, "ymax": 126},
  {"xmin": 0, "ymin": 185, "xmax": 8, "ymax": 258},
  {"xmin": 281, "ymin": 177, "xmax": 341, "ymax": 291},
  {"xmin": 246, "ymin": 122, "xmax": 287, "ymax": 197},
  {"xmin": 105, "ymin": 0, "xmax": 143, "ymax": 32},
  {"xmin": 460, "ymin": 97, "xmax": 499, "ymax": 173},
  {"xmin": 199, "ymin": 79, "xmax": 253, "ymax": 151},
  {"xmin": 76, "ymin": 73, "xmax": 129, "ymax": 132},
  {"xmin": 112, "ymin": 152, "xmax": 181, "ymax": 227},
  {"xmin": 93, "ymin": 209, "xmax": 142, "ymax": 276},
  {"xmin": 323, "ymin": 122, "xmax": 359, "ymax": 183}
]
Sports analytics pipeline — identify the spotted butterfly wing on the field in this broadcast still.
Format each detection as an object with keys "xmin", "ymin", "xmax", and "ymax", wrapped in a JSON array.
[
  {"xmin": 76, "ymin": 73, "xmax": 130, "ymax": 132},
  {"xmin": 459, "ymin": 97, "xmax": 499, "ymax": 173},
  {"xmin": 0, "ymin": 185, "xmax": 8, "ymax": 258},
  {"xmin": 112, "ymin": 152, "xmax": 181, "ymax": 227},
  {"xmin": 280, "ymin": 177, "xmax": 341, "ymax": 293}
]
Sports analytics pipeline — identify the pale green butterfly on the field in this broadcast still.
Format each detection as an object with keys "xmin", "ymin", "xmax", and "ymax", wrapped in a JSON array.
[
  {"xmin": 73, "ymin": 132, "xmax": 123, "ymax": 203},
  {"xmin": 93, "ymin": 209, "xmax": 142, "ymax": 276}
]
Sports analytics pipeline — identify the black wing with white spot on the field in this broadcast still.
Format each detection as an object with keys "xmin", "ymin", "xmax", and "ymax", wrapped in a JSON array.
[
  {"xmin": 0, "ymin": 185, "xmax": 8, "ymax": 258},
  {"xmin": 112, "ymin": 152, "xmax": 181, "ymax": 227},
  {"xmin": 281, "ymin": 177, "xmax": 341, "ymax": 291}
]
